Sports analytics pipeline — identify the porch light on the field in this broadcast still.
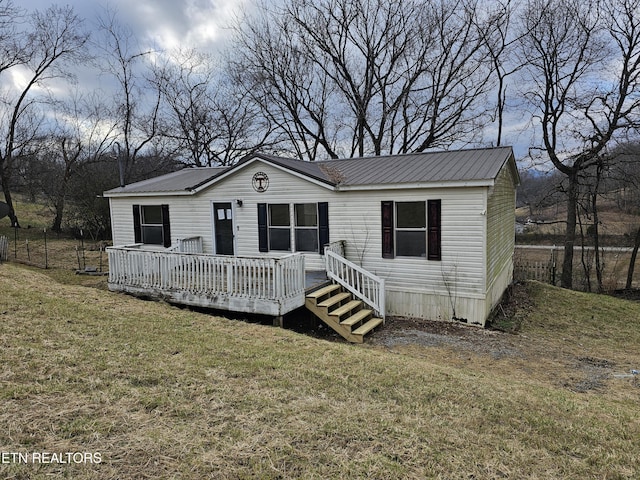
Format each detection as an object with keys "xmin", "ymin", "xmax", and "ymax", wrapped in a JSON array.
[{"xmin": 236, "ymin": 199, "xmax": 243, "ymax": 207}]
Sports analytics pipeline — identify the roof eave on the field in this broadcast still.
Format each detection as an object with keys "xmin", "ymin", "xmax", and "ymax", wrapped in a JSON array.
[
  {"xmin": 104, "ymin": 189, "xmax": 196, "ymax": 198},
  {"xmin": 337, "ymin": 179, "xmax": 496, "ymax": 191}
]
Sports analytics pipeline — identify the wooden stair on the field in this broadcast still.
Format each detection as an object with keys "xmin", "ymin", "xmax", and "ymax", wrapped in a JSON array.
[{"xmin": 305, "ymin": 284, "xmax": 384, "ymax": 343}]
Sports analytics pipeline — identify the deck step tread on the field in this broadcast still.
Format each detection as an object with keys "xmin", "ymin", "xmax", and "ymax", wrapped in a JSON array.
[
  {"xmin": 317, "ymin": 292, "xmax": 351, "ymax": 309},
  {"xmin": 330, "ymin": 300, "xmax": 362, "ymax": 318},
  {"xmin": 340, "ymin": 308, "xmax": 372, "ymax": 327},
  {"xmin": 352, "ymin": 317, "xmax": 384, "ymax": 336},
  {"xmin": 306, "ymin": 284, "xmax": 341, "ymax": 299}
]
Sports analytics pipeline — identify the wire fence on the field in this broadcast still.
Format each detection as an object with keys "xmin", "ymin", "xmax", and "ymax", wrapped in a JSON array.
[
  {"xmin": 0, "ymin": 230, "xmax": 109, "ymax": 273},
  {"xmin": 2, "ymin": 231, "xmax": 637, "ymax": 291}
]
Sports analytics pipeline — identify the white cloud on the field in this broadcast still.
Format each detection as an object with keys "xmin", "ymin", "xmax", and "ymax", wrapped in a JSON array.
[{"xmin": 110, "ymin": 0, "xmax": 248, "ymax": 52}]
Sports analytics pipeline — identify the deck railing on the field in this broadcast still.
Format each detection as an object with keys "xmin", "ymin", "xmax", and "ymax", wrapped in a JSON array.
[
  {"xmin": 168, "ymin": 236, "xmax": 204, "ymax": 254},
  {"xmin": 107, "ymin": 246, "xmax": 305, "ymax": 302},
  {"xmin": 324, "ymin": 249, "xmax": 385, "ymax": 320}
]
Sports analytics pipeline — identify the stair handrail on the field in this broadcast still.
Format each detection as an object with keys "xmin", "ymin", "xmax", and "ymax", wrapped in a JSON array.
[{"xmin": 324, "ymin": 249, "xmax": 385, "ymax": 320}]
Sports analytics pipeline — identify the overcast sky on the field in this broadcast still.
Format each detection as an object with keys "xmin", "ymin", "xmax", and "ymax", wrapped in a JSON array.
[
  {"xmin": 21, "ymin": 0, "xmax": 248, "ymax": 54},
  {"xmin": 17, "ymin": 0, "xmax": 534, "ymax": 161}
]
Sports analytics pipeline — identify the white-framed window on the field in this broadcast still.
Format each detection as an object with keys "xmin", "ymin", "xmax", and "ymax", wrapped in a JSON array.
[
  {"xmin": 268, "ymin": 204, "xmax": 291, "ymax": 251},
  {"xmin": 381, "ymin": 200, "xmax": 440, "ymax": 260},
  {"xmin": 395, "ymin": 201, "xmax": 427, "ymax": 257},
  {"xmin": 294, "ymin": 203, "xmax": 318, "ymax": 252},
  {"xmin": 258, "ymin": 202, "xmax": 329, "ymax": 253},
  {"xmin": 133, "ymin": 204, "xmax": 171, "ymax": 247}
]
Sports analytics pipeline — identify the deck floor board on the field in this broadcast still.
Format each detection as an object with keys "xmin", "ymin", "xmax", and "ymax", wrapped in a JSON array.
[{"xmin": 305, "ymin": 270, "xmax": 329, "ymax": 292}]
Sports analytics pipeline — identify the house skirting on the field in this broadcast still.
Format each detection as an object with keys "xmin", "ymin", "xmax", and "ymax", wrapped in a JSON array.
[{"xmin": 108, "ymin": 283, "xmax": 305, "ymax": 317}]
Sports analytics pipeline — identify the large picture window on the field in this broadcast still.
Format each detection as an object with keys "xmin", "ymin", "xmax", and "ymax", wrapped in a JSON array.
[
  {"xmin": 381, "ymin": 200, "xmax": 440, "ymax": 260},
  {"xmin": 258, "ymin": 202, "xmax": 329, "ymax": 253},
  {"xmin": 133, "ymin": 204, "xmax": 171, "ymax": 247}
]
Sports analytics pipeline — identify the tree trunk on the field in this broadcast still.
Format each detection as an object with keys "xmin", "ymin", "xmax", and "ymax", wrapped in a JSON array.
[
  {"xmin": 626, "ymin": 225, "xmax": 640, "ymax": 290},
  {"xmin": 1, "ymin": 171, "xmax": 19, "ymax": 228},
  {"xmin": 592, "ymin": 165, "xmax": 603, "ymax": 292},
  {"xmin": 561, "ymin": 172, "xmax": 578, "ymax": 288},
  {"xmin": 52, "ymin": 196, "xmax": 65, "ymax": 232},
  {"xmin": 51, "ymin": 164, "xmax": 73, "ymax": 233}
]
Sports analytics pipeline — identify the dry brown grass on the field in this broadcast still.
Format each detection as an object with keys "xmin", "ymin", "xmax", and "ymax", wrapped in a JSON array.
[{"xmin": 1, "ymin": 264, "xmax": 639, "ymax": 479}]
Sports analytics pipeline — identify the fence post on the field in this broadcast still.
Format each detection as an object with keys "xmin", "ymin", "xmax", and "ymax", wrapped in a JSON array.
[
  {"xmin": 80, "ymin": 229, "xmax": 86, "ymax": 270},
  {"xmin": 43, "ymin": 228, "xmax": 48, "ymax": 269}
]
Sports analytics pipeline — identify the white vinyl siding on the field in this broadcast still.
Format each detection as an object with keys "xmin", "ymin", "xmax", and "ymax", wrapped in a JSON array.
[
  {"xmin": 485, "ymin": 163, "xmax": 518, "ymax": 316},
  {"xmin": 108, "ymin": 156, "xmax": 516, "ymax": 325},
  {"xmin": 109, "ymin": 197, "xmax": 213, "ymax": 251}
]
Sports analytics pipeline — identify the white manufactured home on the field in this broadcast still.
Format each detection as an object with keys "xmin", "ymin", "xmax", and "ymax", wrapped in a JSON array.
[{"xmin": 105, "ymin": 147, "xmax": 519, "ymax": 342}]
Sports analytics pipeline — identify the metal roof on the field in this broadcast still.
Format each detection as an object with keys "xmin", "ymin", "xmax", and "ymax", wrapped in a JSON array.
[
  {"xmin": 104, "ymin": 147, "xmax": 516, "ymax": 196},
  {"xmin": 261, "ymin": 146, "xmax": 516, "ymax": 186},
  {"xmin": 345, "ymin": 147, "xmax": 514, "ymax": 185},
  {"xmin": 104, "ymin": 166, "xmax": 229, "ymax": 195}
]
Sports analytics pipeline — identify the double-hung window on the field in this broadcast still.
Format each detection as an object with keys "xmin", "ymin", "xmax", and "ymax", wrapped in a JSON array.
[
  {"xmin": 294, "ymin": 203, "xmax": 318, "ymax": 252},
  {"xmin": 133, "ymin": 204, "xmax": 171, "ymax": 247},
  {"xmin": 396, "ymin": 201, "xmax": 426, "ymax": 257},
  {"xmin": 258, "ymin": 202, "xmax": 329, "ymax": 253},
  {"xmin": 381, "ymin": 200, "xmax": 440, "ymax": 260},
  {"xmin": 268, "ymin": 204, "xmax": 291, "ymax": 251}
]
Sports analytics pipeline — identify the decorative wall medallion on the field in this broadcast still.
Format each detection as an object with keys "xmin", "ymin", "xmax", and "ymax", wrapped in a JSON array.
[{"xmin": 252, "ymin": 172, "xmax": 269, "ymax": 192}]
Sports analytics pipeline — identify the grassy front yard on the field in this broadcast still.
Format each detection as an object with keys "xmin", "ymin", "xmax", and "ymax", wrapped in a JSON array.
[{"xmin": 1, "ymin": 263, "xmax": 639, "ymax": 479}]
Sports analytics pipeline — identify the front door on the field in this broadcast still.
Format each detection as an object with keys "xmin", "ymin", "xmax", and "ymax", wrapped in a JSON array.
[{"xmin": 213, "ymin": 202, "xmax": 234, "ymax": 255}]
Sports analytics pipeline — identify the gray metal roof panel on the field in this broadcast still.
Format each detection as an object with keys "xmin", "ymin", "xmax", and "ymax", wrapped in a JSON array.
[
  {"xmin": 104, "ymin": 167, "xmax": 229, "ymax": 195},
  {"xmin": 313, "ymin": 146, "xmax": 514, "ymax": 186},
  {"xmin": 104, "ymin": 147, "xmax": 514, "ymax": 195},
  {"xmin": 249, "ymin": 154, "xmax": 334, "ymax": 185}
]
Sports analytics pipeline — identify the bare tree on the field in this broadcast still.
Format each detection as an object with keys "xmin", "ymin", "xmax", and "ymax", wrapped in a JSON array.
[
  {"xmin": 229, "ymin": 8, "xmax": 338, "ymax": 160},
  {"xmin": 476, "ymin": 0, "xmax": 526, "ymax": 146},
  {"xmin": 517, "ymin": 0, "xmax": 640, "ymax": 288},
  {"xmin": 153, "ymin": 49, "xmax": 274, "ymax": 166},
  {"xmin": 606, "ymin": 143, "xmax": 640, "ymax": 288},
  {"xmin": 0, "ymin": 2, "xmax": 89, "ymax": 227},
  {"xmin": 95, "ymin": 8, "xmax": 162, "ymax": 185},
  {"xmin": 231, "ymin": 0, "xmax": 498, "ymax": 160},
  {"xmin": 44, "ymin": 92, "xmax": 117, "ymax": 232}
]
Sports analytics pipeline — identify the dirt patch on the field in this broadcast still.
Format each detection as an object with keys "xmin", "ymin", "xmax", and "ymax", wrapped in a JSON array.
[
  {"xmin": 563, "ymin": 356, "xmax": 617, "ymax": 393},
  {"xmin": 365, "ymin": 282, "xmax": 533, "ymax": 359},
  {"xmin": 366, "ymin": 316, "xmax": 523, "ymax": 360}
]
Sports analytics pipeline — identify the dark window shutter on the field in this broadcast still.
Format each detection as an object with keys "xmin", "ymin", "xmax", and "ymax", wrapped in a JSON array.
[
  {"xmin": 318, "ymin": 202, "xmax": 329, "ymax": 253},
  {"xmin": 427, "ymin": 199, "xmax": 441, "ymax": 260},
  {"xmin": 381, "ymin": 201, "xmax": 394, "ymax": 259},
  {"xmin": 257, "ymin": 203, "xmax": 268, "ymax": 252},
  {"xmin": 161, "ymin": 204, "xmax": 171, "ymax": 248},
  {"xmin": 133, "ymin": 205, "xmax": 142, "ymax": 243}
]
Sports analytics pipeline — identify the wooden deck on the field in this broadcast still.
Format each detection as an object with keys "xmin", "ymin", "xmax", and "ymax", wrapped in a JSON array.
[
  {"xmin": 304, "ymin": 270, "xmax": 330, "ymax": 292},
  {"xmin": 107, "ymin": 240, "xmax": 385, "ymax": 342},
  {"xmin": 108, "ymin": 246, "xmax": 309, "ymax": 317}
]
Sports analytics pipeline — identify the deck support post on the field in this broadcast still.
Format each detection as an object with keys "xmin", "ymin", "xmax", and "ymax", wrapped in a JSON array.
[{"xmin": 273, "ymin": 315, "xmax": 284, "ymax": 328}]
